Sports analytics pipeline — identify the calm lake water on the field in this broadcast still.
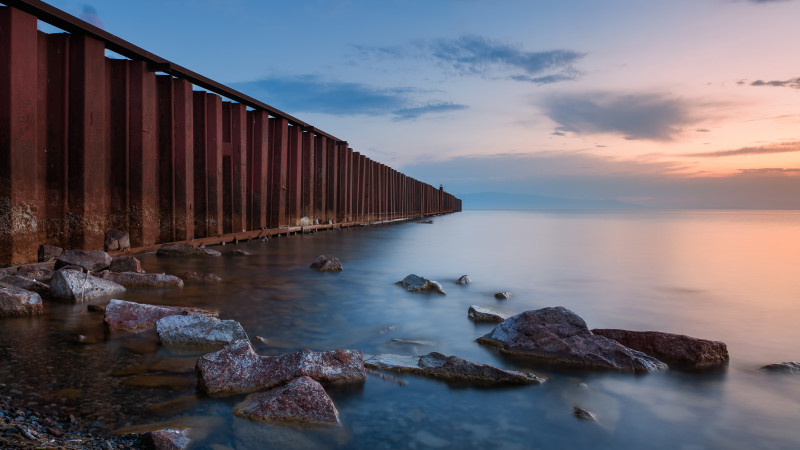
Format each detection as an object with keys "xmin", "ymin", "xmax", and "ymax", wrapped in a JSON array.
[{"xmin": 2, "ymin": 209, "xmax": 799, "ymax": 449}]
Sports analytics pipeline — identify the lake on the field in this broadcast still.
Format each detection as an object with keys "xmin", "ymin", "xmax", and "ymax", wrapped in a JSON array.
[{"xmin": 1, "ymin": 209, "xmax": 799, "ymax": 449}]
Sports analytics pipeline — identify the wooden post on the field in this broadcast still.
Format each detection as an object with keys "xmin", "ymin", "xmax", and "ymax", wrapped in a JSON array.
[
  {"xmin": 314, "ymin": 135, "xmax": 327, "ymax": 223},
  {"xmin": 287, "ymin": 124, "xmax": 302, "ymax": 226},
  {"xmin": 247, "ymin": 110, "xmax": 269, "ymax": 230},
  {"xmin": 268, "ymin": 116, "xmax": 288, "ymax": 228},
  {"xmin": 172, "ymin": 78, "xmax": 194, "ymax": 240},
  {"xmin": 301, "ymin": 129, "xmax": 315, "ymax": 221},
  {"xmin": 128, "ymin": 60, "xmax": 157, "ymax": 247}
]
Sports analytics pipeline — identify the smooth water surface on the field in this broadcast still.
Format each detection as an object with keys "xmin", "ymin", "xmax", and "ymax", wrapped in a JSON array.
[{"xmin": 1, "ymin": 210, "xmax": 799, "ymax": 449}]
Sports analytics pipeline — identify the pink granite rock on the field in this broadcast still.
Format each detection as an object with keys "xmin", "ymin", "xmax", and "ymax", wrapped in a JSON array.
[
  {"xmin": 54, "ymin": 249, "xmax": 112, "ymax": 272},
  {"xmin": 196, "ymin": 339, "xmax": 365, "ymax": 395},
  {"xmin": 99, "ymin": 271, "xmax": 184, "ymax": 288},
  {"xmin": 591, "ymin": 328, "xmax": 729, "ymax": 369},
  {"xmin": 109, "ymin": 255, "xmax": 144, "ymax": 273},
  {"xmin": 0, "ymin": 282, "xmax": 44, "ymax": 317},
  {"xmin": 103, "ymin": 299, "xmax": 217, "ymax": 333},
  {"xmin": 234, "ymin": 376, "xmax": 340, "ymax": 425}
]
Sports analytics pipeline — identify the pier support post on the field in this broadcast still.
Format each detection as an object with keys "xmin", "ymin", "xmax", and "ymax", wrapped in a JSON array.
[
  {"xmin": 173, "ymin": 78, "xmax": 194, "ymax": 240},
  {"xmin": 229, "ymin": 102, "xmax": 247, "ymax": 233},
  {"xmin": 247, "ymin": 110, "xmax": 269, "ymax": 230},
  {"xmin": 269, "ymin": 116, "xmax": 288, "ymax": 228},
  {"xmin": 128, "ymin": 60, "xmax": 157, "ymax": 247},
  {"xmin": 314, "ymin": 135, "xmax": 327, "ymax": 222},
  {"xmin": 287, "ymin": 124, "xmax": 302, "ymax": 226},
  {"xmin": 301, "ymin": 129, "xmax": 315, "ymax": 221}
]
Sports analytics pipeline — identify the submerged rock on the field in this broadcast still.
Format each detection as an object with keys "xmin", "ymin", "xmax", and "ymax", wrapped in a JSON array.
[
  {"xmin": 0, "ymin": 273, "xmax": 50, "ymax": 296},
  {"xmin": 109, "ymin": 255, "xmax": 144, "ymax": 273},
  {"xmin": 591, "ymin": 328, "xmax": 729, "ymax": 369},
  {"xmin": 156, "ymin": 243, "xmax": 221, "ymax": 257},
  {"xmin": 761, "ymin": 362, "xmax": 800, "ymax": 374},
  {"xmin": 196, "ymin": 339, "xmax": 365, "ymax": 395},
  {"xmin": 494, "ymin": 291, "xmax": 512, "ymax": 300},
  {"xmin": 0, "ymin": 282, "xmax": 44, "ymax": 317},
  {"xmin": 234, "ymin": 376, "xmax": 340, "ymax": 426},
  {"xmin": 156, "ymin": 315, "xmax": 247, "ymax": 346},
  {"xmin": 468, "ymin": 305, "xmax": 509, "ymax": 323},
  {"xmin": 396, "ymin": 274, "xmax": 446, "ymax": 295},
  {"xmin": 477, "ymin": 307, "xmax": 667, "ymax": 373},
  {"xmin": 99, "ymin": 271, "xmax": 184, "ymax": 288},
  {"xmin": 364, "ymin": 352, "xmax": 544, "ymax": 385},
  {"xmin": 573, "ymin": 406, "xmax": 597, "ymax": 422},
  {"xmin": 50, "ymin": 269, "xmax": 126, "ymax": 301},
  {"xmin": 55, "ymin": 249, "xmax": 112, "ymax": 272},
  {"xmin": 103, "ymin": 299, "xmax": 217, "ymax": 333},
  {"xmin": 456, "ymin": 275, "xmax": 471, "ymax": 285},
  {"xmin": 175, "ymin": 271, "xmax": 222, "ymax": 283},
  {"xmin": 309, "ymin": 255, "xmax": 343, "ymax": 272},
  {"xmin": 104, "ymin": 229, "xmax": 131, "ymax": 252}
]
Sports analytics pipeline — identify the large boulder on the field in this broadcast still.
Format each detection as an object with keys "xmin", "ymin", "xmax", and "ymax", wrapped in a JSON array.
[
  {"xmin": 157, "ymin": 243, "xmax": 221, "ymax": 257},
  {"xmin": 196, "ymin": 339, "xmax": 365, "ymax": 395},
  {"xmin": 477, "ymin": 307, "xmax": 667, "ymax": 374},
  {"xmin": 109, "ymin": 255, "xmax": 144, "ymax": 273},
  {"xmin": 0, "ymin": 273, "xmax": 50, "ymax": 296},
  {"xmin": 468, "ymin": 305, "xmax": 509, "ymax": 323},
  {"xmin": 156, "ymin": 315, "xmax": 247, "ymax": 346},
  {"xmin": 309, "ymin": 255, "xmax": 343, "ymax": 272},
  {"xmin": 591, "ymin": 328, "xmax": 729, "ymax": 369},
  {"xmin": 0, "ymin": 282, "xmax": 44, "ymax": 317},
  {"xmin": 761, "ymin": 362, "xmax": 800, "ymax": 374},
  {"xmin": 396, "ymin": 274, "xmax": 446, "ymax": 295},
  {"xmin": 54, "ymin": 249, "xmax": 112, "ymax": 272},
  {"xmin": 233, "ymin": 376, "xmax": 340, "ymax": 425},
  {"xmin": 104, "ymin": 229, "xmax": 131, "ymax": 252},
  {"xmin": 50, "ymin": 269, "xmax": 126, "ymax": 301},
  {"xmin": 365, "ymin": 352, "xmax": 544, "ymax": 385},
  {"xmin": 103, "ymin": 299, "xmax": 218, "ymax": 333},
  {"xmin": 99, "ymin": 271, "xmax": 184, "ymax": 288}
]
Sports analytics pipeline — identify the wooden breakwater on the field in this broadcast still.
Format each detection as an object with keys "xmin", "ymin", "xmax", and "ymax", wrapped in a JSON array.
[{"xmin": 0, "ymin": 1, "xmax": 461, "ymax": 266}]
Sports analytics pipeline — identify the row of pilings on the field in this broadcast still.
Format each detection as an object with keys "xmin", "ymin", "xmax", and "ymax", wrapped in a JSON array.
[{"xmin": 0, "ymin": 2, "xmax": 461, "ymax": 266}]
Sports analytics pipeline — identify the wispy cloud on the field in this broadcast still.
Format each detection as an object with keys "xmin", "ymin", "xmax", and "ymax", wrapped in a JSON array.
[
  {"xmin": 357, "ymin": 35, "xmax": 585, "ymax": 85},
  {"xmin": 542, "ymin": 92, "xmax": 696, "ymax": 141},
  {"xmin": 684, "ymin": 142, "xmax": 800, "ymax": 157},
  {"xmin": 232, "ymin": 75, "xmax": 466, "ymax": 119},
  {"xmin": 748, "ymin": 0, "xmax": 793, "ymax": 4},
  {"xmin": 748, "ymin": 77, "xmax": 800, "ymax": 89}
]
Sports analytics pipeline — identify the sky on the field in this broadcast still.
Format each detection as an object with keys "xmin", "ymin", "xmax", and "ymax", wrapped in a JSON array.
[{"xmin": 34, "ymin": 0, "xmax": 800, "ymax": 209}]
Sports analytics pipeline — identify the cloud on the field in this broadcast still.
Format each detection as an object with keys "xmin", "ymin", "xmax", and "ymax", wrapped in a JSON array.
[
  {"xmin": 80, "ymin": 5, "xmax": 104, "ymax": 29},
  {"xmin": 684, "ymin": 141, "xmax": 800, "ymax": 157},
  {"xmin": 748, "ymin": 0, "xmax": 793, "ymax": 3},
  {"xmin": 749, "ymin": 77, "xmax": 800, "ymax": 89},
  {"xmin": 542, "ymin": 92, "xmax": 696, "ymax": 141},
  {"xmin": 232, "ymin": 75, "xmax": 466, "ymax": 119},
  {"xmin": 358, "ymin": 35, "xmax": 584, "ymax": 84},
  {"xmin": 695, "ymin": 128, "xmax": 711, "ymax": 133}
]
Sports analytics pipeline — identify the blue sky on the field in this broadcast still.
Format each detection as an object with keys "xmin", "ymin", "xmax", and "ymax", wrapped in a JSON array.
[{"xmin": 35, "ymin": 0, "xmax": 800, "ymax": 209}]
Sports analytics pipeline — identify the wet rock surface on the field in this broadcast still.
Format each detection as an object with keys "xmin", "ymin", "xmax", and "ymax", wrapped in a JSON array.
[
  {"xmin": 396, "ymin": 274, "xmax": 446, "ymax": 295},
  {"xmin": 591, "ymin": 328, "xmax": 729, "ymax": 369},
  {"xmin": 99, "ymin": 271, "xmax": 185, "ymax": 288},
  {"xmin": 494, "ymin": 291, "xmax": 511, "ymax": 300},
  {"xmin": 478, "ymin": 307, "xmax": 668, "ymax": 373},
  {"xmin": 196, "ymin": 339, "xmax": 366, "ymax": 395},
  {"xmin": 156, "ymin": 243, "xmax": 222, "ymax": 257},
  {"xmin": 103, "ymin": 299, "xmax": 218, "ymax": 333},
  {"xmin": 365, "ymin": 352, "xmax": 544, "ymax": 385},
  {"xmin": 456, "ymin": 275, "xmax": 471, "ymax": 285},
  {"xmin": 37, "ymin": 244, "xmax": 63, "ymax": 262},
  {"xmin": 15, "ymin": 265, "xmax": 54, "ymax": 283},
  {"xmin": 0, "ymin": 273, "xmax": 50, "ymax": 296},
  {"xmin": 156, "ymin": 315, "xmax": 247, "ymax": 346},
  {"xmin": 468, "ymin": 305, "xmax": 509, "ymax": 323},
  {"xmin": 104, "ymin": 229, "xmax": 131, "ymax": 252},
  {"xmin": 233, "ymin": 376, "xmax": 340, "ymax": 425},
  {"xmin": 174, "ymin": 271, "xmax": 223, "ymax": 283},
  {"xmin": 49, "ymin": 269, "xmax": 126, "ymax": 301},
  {"xmin": 309, "ymin": 255, "xmax": 343, "ymax": 272},
  {"xmin": 54, "ymin": 250, "xmax": 112, "ymax": 272},
  {"xmin": 0, "ymin": 282, "xmax": 44, "ymax": 317},
  {"xmin": 109, "ymin": 255, "xmax": 144, "ymax": 273},
  {"xmin": 761, "ymin": 361, "xmax": 800, "ymax": 374}
]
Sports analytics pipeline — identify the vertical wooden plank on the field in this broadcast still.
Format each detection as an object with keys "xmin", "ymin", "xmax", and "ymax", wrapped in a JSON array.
[
  {"xmin": 357, "ymin": 153, "xmax": 366, "ymax": 221},
  {"xmin": 206, "ymin": 93, "xmax": 223, "ymax": 236},
  {"xmin": 301, "ymin": 130, "xmax": 315, "ymax": 221},
  {"xmin": 326, "ymin": 139, "xmax": 338, "ymax": 223},
  {"xmin": 221, "ymin": 102, "xmax": 232, "ymax": 234},
  {"xmin": 192, "ymin": 90, "xmax": 208, "ymax": 238},
  {"xmin": 268, "ymin": 116, "xmax": 288, "ymax": 228},
  {"xmin": 287, "ymin": 124, "xmax": 302, "ymax": 226},
  {"xmin": 35, "ymin": 32, "xmax": 47, "ymax": 249},
  {"xmin": 128, "ymin": 60, "xmax": 157, "ymax": 247},
  {"xmin": 337, "ymin": 143, "xmax": 348, "ymax": 222},
  {"xmin": 247, "ymin": 110, "xmax": 269, "ymax": 230},
  {"xmin": 230, "ymin": 103, "xmax": 247, "ymax": 232},
  {"xmin": 173, "ymin": 78, "xmax": 194, "ymax": 240},
  {"xmin": 0, "ymin": 6, "xmax": 40, "ymax": 264},
  {"xmin": 156, "ymin": 74, "xmax": 175, "ymax": 243},
  {"xmin": 314, "ymin": 135, "xmax": 327, "ymax": 223},
  {"xmin": 106, "ymin": 58, "xmax": 129, "ymax": 236}
]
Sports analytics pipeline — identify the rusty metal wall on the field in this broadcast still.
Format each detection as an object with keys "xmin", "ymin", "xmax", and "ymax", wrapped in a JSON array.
[{"xmin": 0, "ymin": 3, "xmax": 462, "ymax": 266}]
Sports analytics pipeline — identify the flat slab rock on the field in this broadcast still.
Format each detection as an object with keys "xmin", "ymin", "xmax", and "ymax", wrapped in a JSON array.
[
  {"xmin": 99, "ymin": 271, "xmax": 184, "ymax": 288},
  {"xmin": 196, "ymin": 339, "xmax": 365, "ymax": 395},
  {"xmin": 396, "ymin": 274, "xmax": 446, "ymax": 295},
  {"xmin": 54, "ymin": 249, "xmax": 112, "ymax": 272},
  {"xmin": 761, "ymin": 362, "xmax": 800, "ymax": 374},
  {"xmin": 104, "ymin": 299, "xmax": 218, "ymax": 333},
  {"xmin": 591, "ymin": 328, "xmax": 729, "ymax": 369},
  {"xmin": 156, "ymin": 314, "xmax": 247, "ymax": 346},
  {"xmin": 50, "ymin": 268, "xmax": 126, "ymax": 301},
  {"xmin": 157, "ymin": 243, "xmax": 221, "ymax": 257},
  {"xmin": 0, "ymin": 282, "xmax": 44, "ymax": 317},
  {"xmin": 175, "ymin": 272, "xmax": 222, "ymax": 283},
  {"xmin": 234, "ymin": 376, "xmax": 340, "ymax": 426},
  {"xmin": 365, "ymin": 352, "xmax": 544, "ymax": 385},
  {"xmin": 468, "ymin": 305, "xmax": 509, "ymax": 323},
  {"xmin": 0, "ymin": 273, "xmax": 50, "ymax": 296},
  {"xmin": 478, "ymin": 306, "xmax": 667, "ymax": 374}
]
